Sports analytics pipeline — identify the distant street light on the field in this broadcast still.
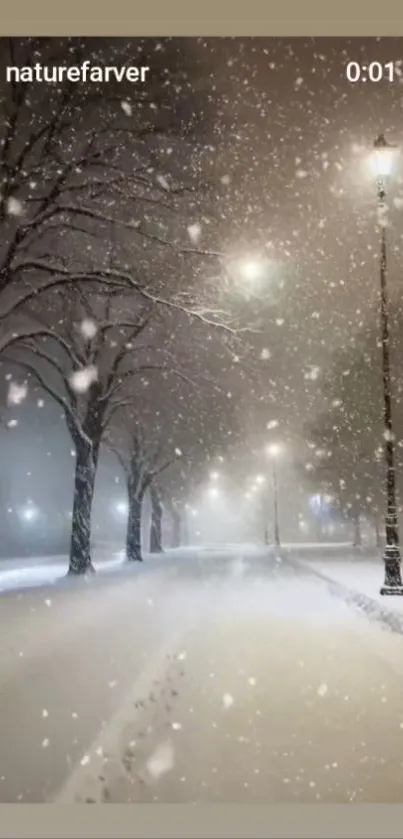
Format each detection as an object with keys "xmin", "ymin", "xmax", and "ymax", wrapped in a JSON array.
[
  {"xmin": 226, "ymin": 254, "xmax": 271, "ymax": 295},
  {"xmin": 115, "ymin": 500, "xmax": 128, "ymax": 516},
  {"xmin": 20, "ymin": 504, "xmax": 39, "ymax": 523},
  {"xmin": 266, "ymin": 443, "xmax": 283, "ymax": 547},
  {"xmin": 370, "ymin": 134, "xmax": 403, "ymax": 596},
  {"xmin": 239, "ymin": 258, "xmax": 266, "ymax": 283}
]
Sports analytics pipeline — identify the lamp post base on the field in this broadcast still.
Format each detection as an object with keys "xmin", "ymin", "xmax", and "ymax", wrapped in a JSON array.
[
  {"xmin": 380, "ymin": 545, "xmax": 403, "ymax": 595},
  {"xmin": 380, "ymin": 585, "xmax": 403, "ymax": 596}
]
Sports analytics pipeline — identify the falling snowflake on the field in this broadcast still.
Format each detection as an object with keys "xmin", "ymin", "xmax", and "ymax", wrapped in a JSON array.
[
  {"xmin": 248, "ymin": 677, "xmax": 257, "ymax": 686},
  {"xmin": 42, "ymin": 738, "xmax": 50, "ymax": 748},
  {"xmin": 7, "ymin": 196, "xmax": 24, "ymax": 216},
  {"xmin": 296, "ymin": 170, "xmax": 308, "ymax": 179},
  {"xmin": 80, "ymin": 319, "xmax": 97, "ymax": 340},
  {"xmin": 222, "ymin": 693, "xmax": 234, "ymax": 709},
  {"xmin": 220, "ymin": 174, "xmax": 231, "ymax": 185},
  {"xmin": 8, "ymin": 419, "xmax": 18, "ymax": 428},
  {"xmin": 317, "ymin": 683, "xmax": 328, "ymax": 697},
  {"xmin": 7, "ymin": 381, "xmax": 27, "ymax": 406},
  {"xmin": 80, "ymin": 755, "xmax": 90, "ymax": 767},
  {"xmin": 69, "ymin": 365, "xmax": 98, "ymax": 393},
  {"xmin": 146, "ymin": 741, "xmax": 175, "ymax": 779},
  {"xmin": 175, "ymin": 447, "xmax": 182, "ymax": 456},
  {"xmin": 260, "ymin": 348, "xmax": 271, "ymax": 360},
  {"xmin": 267, "ymin": 419, "xmax": 279, "ymax": 430},
  {"xmin": 37, "ymin": 399, "xmax": 44, "ymax": 408},
  {"xmin": 171, "ymin": 722, "xmax": 182, "ymax": 730},
  {"xmin": 304, "ymin": 366, "xmax": 320, "ymax": 381},
  {"xmin": 156, "ymin": 174, "xmax": 170, "ymax": 192},
  {"xmin": 187, "ymin": 223, "xmax": 202, "ymax": 244},
  {"xmin": 42, "ymin": 709, "xmax": 49, "ymax": 718},
  {"xmin": 121, "ymin": 100, "xmax": 132, "ymax": 116}
]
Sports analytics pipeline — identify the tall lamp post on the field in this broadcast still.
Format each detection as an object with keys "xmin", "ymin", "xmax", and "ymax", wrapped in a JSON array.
[
  {"xmin": 266, "ymin": 444, "xmax": 281, "ymax": 547},
  {"xmin": 372, "ymin": 134, "xmax": 403, "ymax": 595}
]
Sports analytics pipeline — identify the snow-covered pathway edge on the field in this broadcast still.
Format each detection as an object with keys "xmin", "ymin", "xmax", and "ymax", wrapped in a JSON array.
[{"xmin": 288, "ymin": 555, "xmax": 403, "ymax": 636}]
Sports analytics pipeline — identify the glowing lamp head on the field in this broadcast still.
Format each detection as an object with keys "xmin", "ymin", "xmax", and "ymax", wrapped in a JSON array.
[
  {"xmin": 115, "ymin": 501, "xmax": 128, "ymax": 515},
  {"xmin": 239, "ymin": 259, "xmax": 263, "ymax": 283},
  {"xmin": 371, "ymin": 134, "xmax": 399, "ymax": 179},
  {"xmin": 21, "ymin": 505, "xmax": 38, "ymax": 522}
]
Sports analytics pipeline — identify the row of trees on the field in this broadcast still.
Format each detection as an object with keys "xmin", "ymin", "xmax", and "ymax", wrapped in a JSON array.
[{"xmin": 0, "ymin": 38, "xmax": 257, "ymax": 574}]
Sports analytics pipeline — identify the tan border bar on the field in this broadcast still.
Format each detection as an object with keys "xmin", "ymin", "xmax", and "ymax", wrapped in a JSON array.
[
  {"xmin": 1, "ymin": 804, "xmax": 403, "ymax": 838},
  {"xmin": 0, "ymin": 0, "xmax": 401, "ymax": 35},
  {"xmin": 1, "ymin": 1, "xmax": 403, "ymax": 837}
]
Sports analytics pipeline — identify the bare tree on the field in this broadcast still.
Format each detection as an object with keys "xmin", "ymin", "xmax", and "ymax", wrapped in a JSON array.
[
  {"xmin": 3, "ymin": 279, "xmax": 178, "ymax": 572},
  {"xmin": 0, "ymin": 38, "xmax": 266, "ymax": 575},
  {"xmin": 107, "ymin": 417, "xmax": 177, "ymax": 562},
  {"xmin": 0, "ymin": 37, "xmax": 230, "ymax": 353},
  {"xmin": 149, "ymin": 482, "xmax": 164, "ymax": 554}
]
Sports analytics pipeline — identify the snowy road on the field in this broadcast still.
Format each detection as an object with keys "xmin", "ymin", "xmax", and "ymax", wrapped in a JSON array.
[{"xmin": 3, "ymin": 545, "xmax": 403, "ymax": 803}]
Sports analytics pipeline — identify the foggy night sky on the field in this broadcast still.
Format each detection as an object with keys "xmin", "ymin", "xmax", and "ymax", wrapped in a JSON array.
[{"xmin": 2, "ymin": 36, "xmax": 403, "ymax": 525}]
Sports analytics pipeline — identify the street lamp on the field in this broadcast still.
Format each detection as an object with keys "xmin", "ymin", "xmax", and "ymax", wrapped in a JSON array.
[
  {"xmin": 371, "ymin": 134, "xmax": 403, "ymax": 595},
  {"xmin": 114, "ymin": 500, "xmax": 128, "ymax": 516},
  {"xmin": 20, "ymin": 504, "xmax": 39, "ymax": 523},
  {"xmin": 266, "ymin": 443, "xmax": 282, "ymax": 547},
  {"xmin": 239, "ymin": 258, "xmax": 265, "ymax": 284}
]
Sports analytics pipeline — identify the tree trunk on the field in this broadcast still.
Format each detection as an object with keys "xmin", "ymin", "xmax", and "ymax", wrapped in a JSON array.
[
  {"xmin": 149, "ymin": 484, "xmax": 163, "ymax": 553},
  {"xmin": 126, "ymin": 493, "xmax": 143, "ymax": 561},
  {"xmin": 68, "ymin": 441, "xmax": 97, "ymax": 575},
  {"xmin": 352, "ymin": 512, "xmax": 362, "ymax": 547},
  {"xmin": 171, "ymin": 503, "xmax": 181, "ymax": 548},
  {"xmin": 182, "ymin": 506, "xmax": 189, "ymax": 546}
]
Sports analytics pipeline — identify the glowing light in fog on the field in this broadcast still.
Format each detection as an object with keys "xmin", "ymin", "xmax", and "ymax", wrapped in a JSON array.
[
  {"xmin": 20, "ymin": 504, "xmax": 39, "ymax": 522},
  {"xmin": 266, "ymin": 442, "xmax": 282, "ymax": 459},
  {"xmin": 369, "ymin": 134, "xmax": 399, "ymax": 179},
  {"xmin": 115, "ymin": 501, "xmax": 128, "ymax": 515}
]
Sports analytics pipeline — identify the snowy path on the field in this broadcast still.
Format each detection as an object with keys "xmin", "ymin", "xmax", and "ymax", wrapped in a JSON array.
[{"xmin": 3, "ymin": 545, "xmax": 403, "ymax": 803}]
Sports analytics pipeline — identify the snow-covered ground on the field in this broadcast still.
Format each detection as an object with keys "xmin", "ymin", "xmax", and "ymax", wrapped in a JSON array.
[
  {"xmin": 0, "ymin": 542, "xmax": 272, "ymax": 595},
  {"xmin": 3, "ymin": 543, "xmax": 403, "ymax": 803},
  {"xmin": 53, "ymin": 550, "xmax": 403, "ymax": 804},
  {"xmin": 301, "ymin": 553, "xmax": 403, "ymax": 615},
  {"xmin": 0, "ymin": 550, "xmax": 125, "ymax": 593}
]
